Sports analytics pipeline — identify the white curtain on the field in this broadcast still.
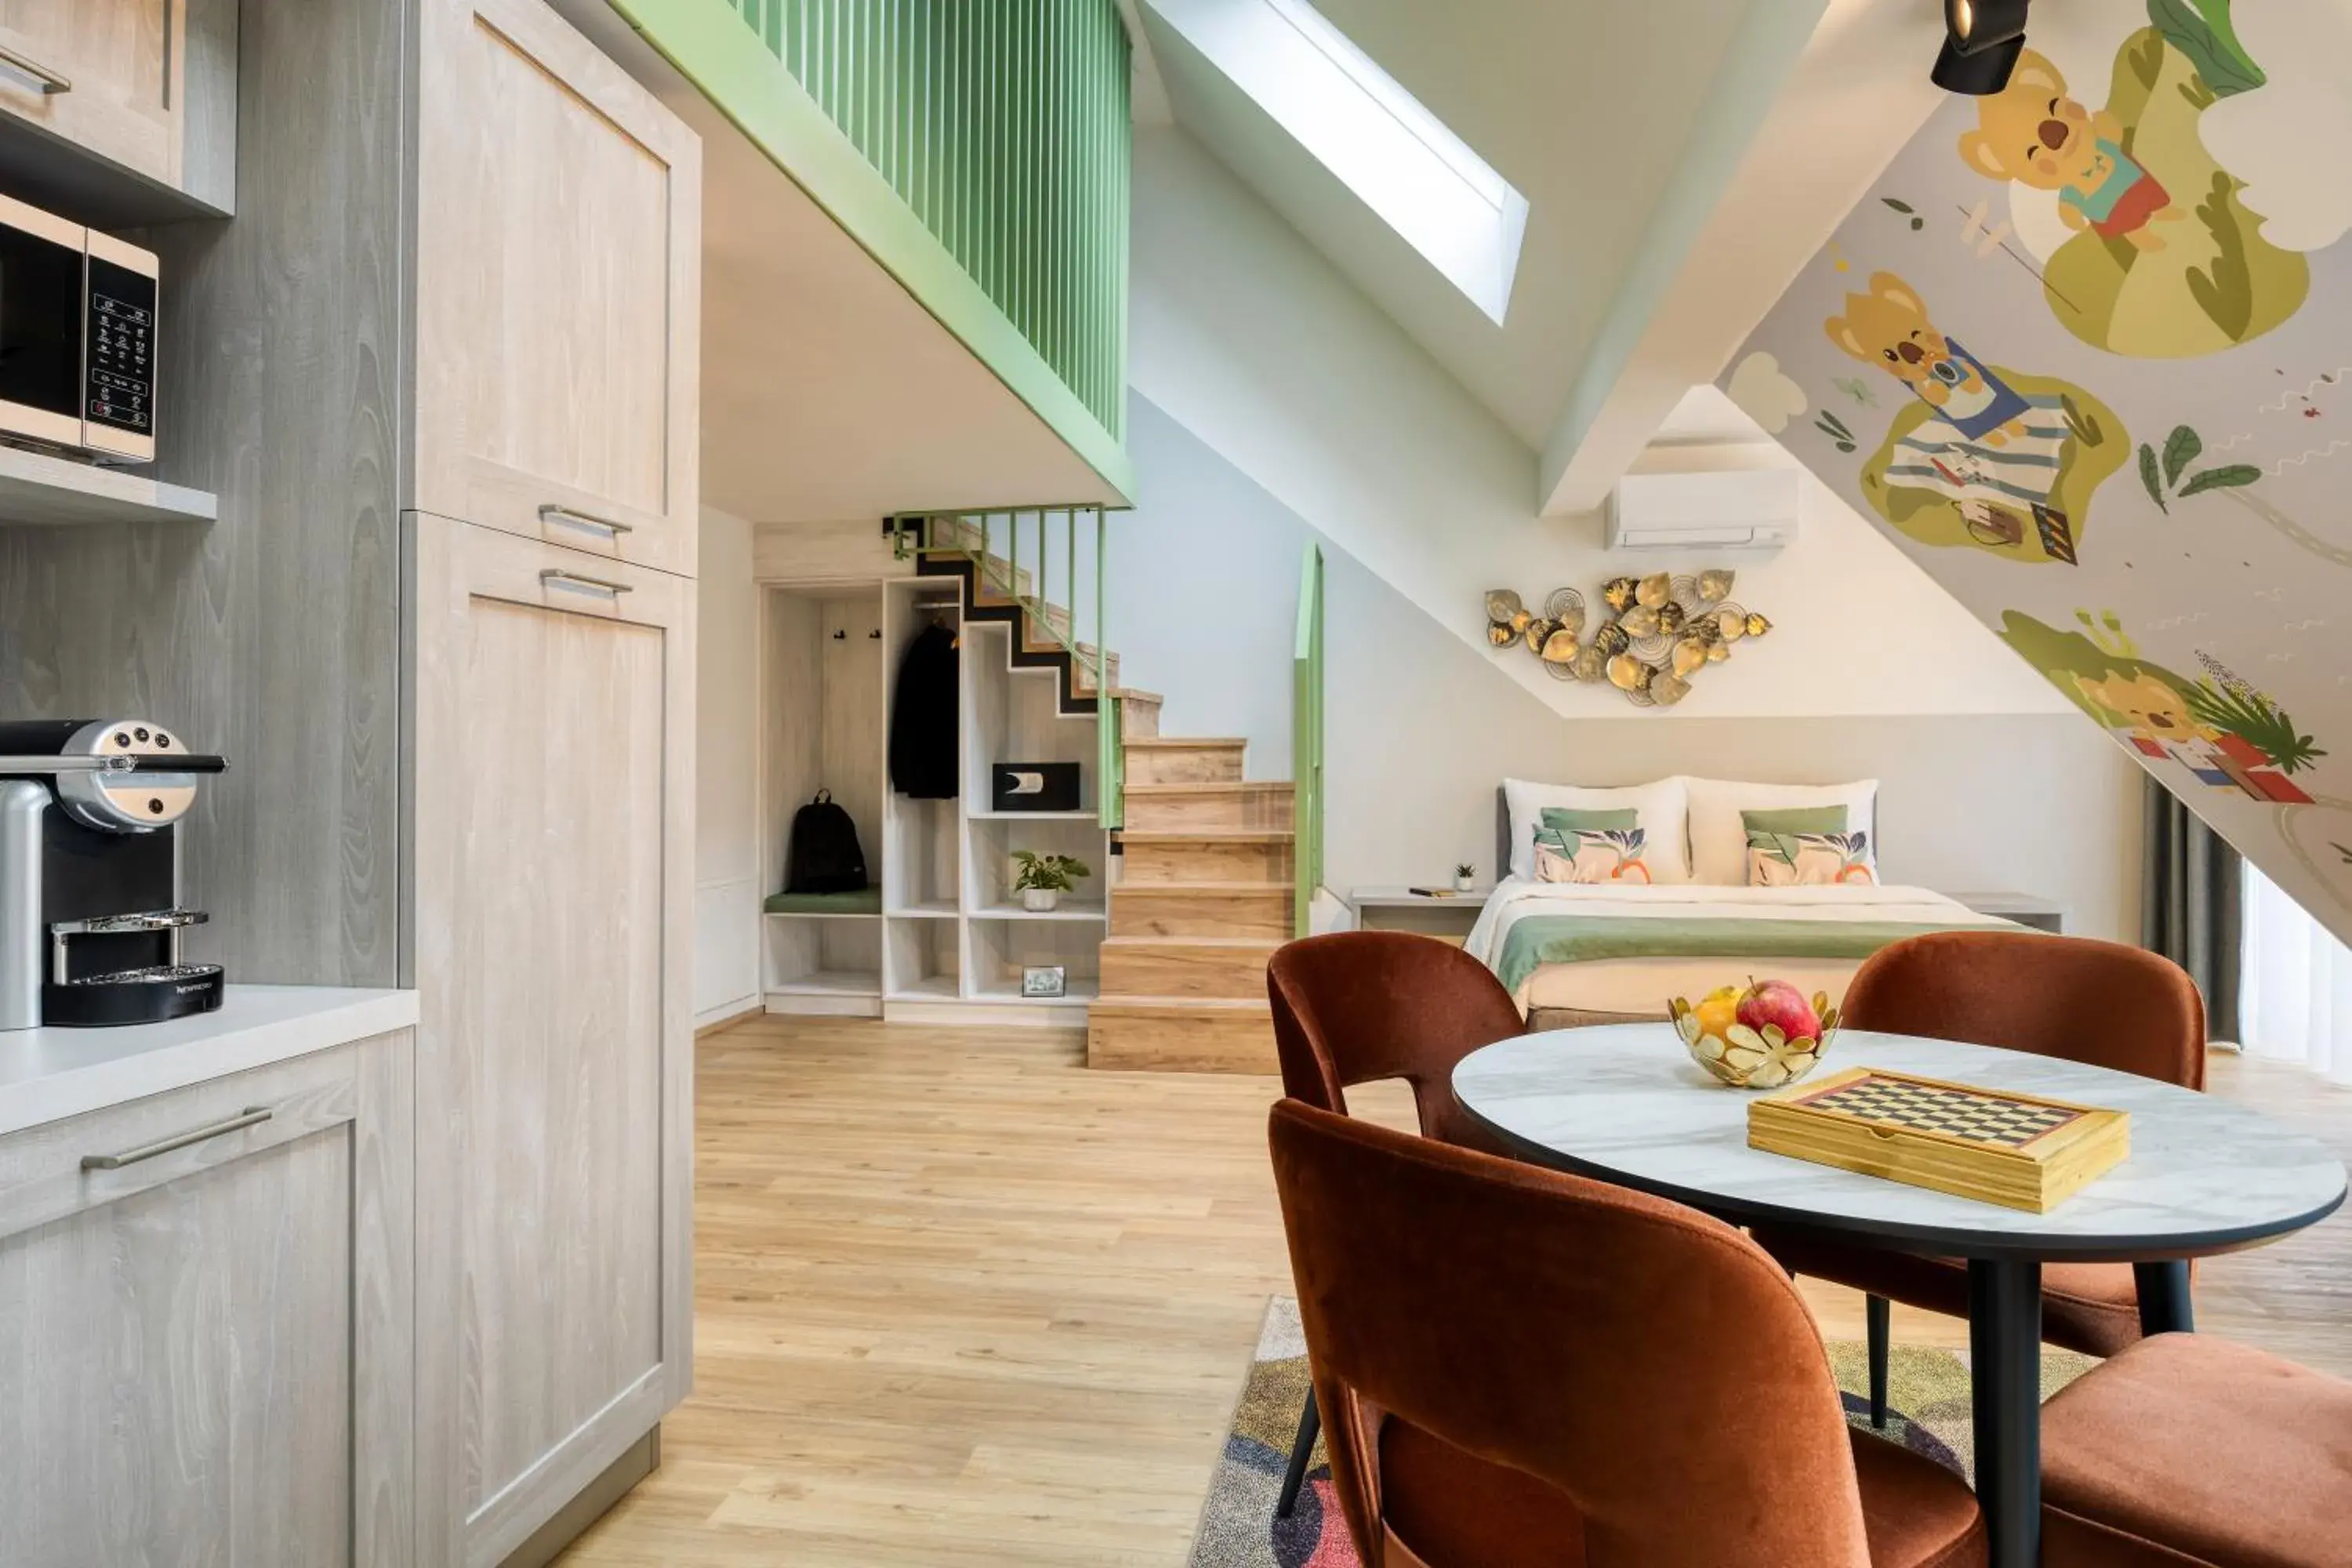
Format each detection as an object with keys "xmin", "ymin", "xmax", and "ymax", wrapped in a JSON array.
[{"xmin": 2240, "ymin": 861, "xmax": 2352, "ymax": 1083}]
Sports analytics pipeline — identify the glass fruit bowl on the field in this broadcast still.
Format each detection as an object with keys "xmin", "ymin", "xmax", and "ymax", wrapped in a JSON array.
[{"xmin": 1668, "ymin": 983, "xmax": 1841, "ymax": 1089}]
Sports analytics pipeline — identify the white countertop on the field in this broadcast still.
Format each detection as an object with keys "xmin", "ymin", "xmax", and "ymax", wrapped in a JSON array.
[{"xmin": 0, "ymin": 985, "xmax": 419, "ymax": 1137}]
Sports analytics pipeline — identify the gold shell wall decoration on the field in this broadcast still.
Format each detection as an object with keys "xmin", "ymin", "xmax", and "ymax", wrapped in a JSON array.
[{"xmin": 1482, "ymin": 572, "xmax": 1775, "ymax": 710}]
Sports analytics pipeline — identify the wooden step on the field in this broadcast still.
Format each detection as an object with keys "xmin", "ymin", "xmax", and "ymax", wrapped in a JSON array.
[
  {"xmin": 1123, "ymin": 737, "xmax": 1247, "ymax": 786},
  {"xmin": 1118, "ymin": 831, "xmax": 1294, "ymax": 885},
  {"xmin": 1122, "ymin": 781, "xmax": 1292, "ymax": 833},
  {"xmin": 1100, "ymin": 936, "xmax": 1279, "ymax": 1001},
  {"xmin": 1109, "ymin": 882, "xmax": 1293, "ymax": 938},
  {"xmin": 1086, "ymin": 997, "xmax": 1276, "ymax": 1073},
  {"xmin": 1116, "ymin": 691, "xmax": 1161, "ymax": 737}
]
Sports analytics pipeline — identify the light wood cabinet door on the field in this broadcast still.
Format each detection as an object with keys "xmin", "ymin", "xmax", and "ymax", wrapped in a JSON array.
[
  {"xmin": 0, "ymin": 1033, "xmax": 415, "ymax": 1568},
  {"xmin": 409, "ymin": 514, "xmax": 694, "ymax": 1566},
  {"xmin": 0, "ymin": 0, "xmax": 183, "ymax": 187},
  {"xmin": 415, "ymin": 0, "xmax": 700, "ymax": 578}
]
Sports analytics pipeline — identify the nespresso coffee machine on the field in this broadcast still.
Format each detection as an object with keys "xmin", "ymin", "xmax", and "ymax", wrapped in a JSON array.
[{"xmin": 0, "ymin": 718, "xmax": 227, "ymax": 1029}]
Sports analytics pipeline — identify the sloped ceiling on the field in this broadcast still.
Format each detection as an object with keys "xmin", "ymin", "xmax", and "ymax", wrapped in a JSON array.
[{"xmin": 1719, "ymin": 0, "xmax": 2352, "ymax": 944}]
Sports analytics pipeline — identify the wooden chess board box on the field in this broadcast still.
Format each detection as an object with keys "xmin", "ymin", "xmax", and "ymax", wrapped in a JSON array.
[{"xmin": 1748, "ymin": 1066, "xmax": 2130, "ymax": 1214}]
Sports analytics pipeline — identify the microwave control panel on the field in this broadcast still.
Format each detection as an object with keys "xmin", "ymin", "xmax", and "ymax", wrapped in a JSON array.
[{"xmin": 85, "ymin": 256, "xmax": 156, "ymax": 438}]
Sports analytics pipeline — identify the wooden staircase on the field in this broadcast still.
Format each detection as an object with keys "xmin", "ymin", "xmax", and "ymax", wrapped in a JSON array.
[
  {"xmin": 1088, "ymin": 739, "xmax": 1291, "ymax": 1073},
  {"xmin": 891, "ymin": 514, "xmax": 1293, "ymax": 1070}
]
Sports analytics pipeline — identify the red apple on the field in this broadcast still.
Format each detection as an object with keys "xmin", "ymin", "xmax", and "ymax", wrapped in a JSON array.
[{"xmin": 1737, "ymin": 978, "xmax": 1821, "ymax": 1042}]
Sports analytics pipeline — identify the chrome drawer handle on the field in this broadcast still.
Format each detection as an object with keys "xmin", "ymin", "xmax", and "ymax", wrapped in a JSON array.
[
  {"xmin": 538, "ymin": 503, "xmax": 633, "ymax": 536},
  {"xmin": 0, "ymin": 45, "xmax": 70, "ymax": 94},
  {"xmin": 539, "ymin": 568, "xmax": 632, "ymax": 598},
  {"xmin": 83, "ymin": 1107, "xmax": 271, "ymax": 1171}
]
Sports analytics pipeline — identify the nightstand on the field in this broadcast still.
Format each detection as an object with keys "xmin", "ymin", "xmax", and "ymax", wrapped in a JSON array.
[
  {"xmin": 1944, "ymin": 891, "xmax": 2067, "ymax": 935},
  {"xmin": 1350, "ymin": 886, "xmax": 1491, "ymax": 946}
]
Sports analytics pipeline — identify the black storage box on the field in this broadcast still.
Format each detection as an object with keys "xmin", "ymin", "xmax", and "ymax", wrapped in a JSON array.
[{"xmin": 990, "ymin": 760, "xmax": 1081, "ymax": 813}]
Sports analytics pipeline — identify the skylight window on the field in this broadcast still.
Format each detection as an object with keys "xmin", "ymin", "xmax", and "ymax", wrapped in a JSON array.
[{"xmin": 1149, "ymin": 0, "xmax": 1529, "ymax": 323}]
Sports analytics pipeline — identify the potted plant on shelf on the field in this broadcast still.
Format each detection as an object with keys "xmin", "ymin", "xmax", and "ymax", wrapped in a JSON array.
[
  {"xmin": 1012, "ymin": 850, "xmax": 1091, "ymax": 913},
  {"xmin": 1454, "ymin": 862, "xmax": 1478, "ymax": 893}
]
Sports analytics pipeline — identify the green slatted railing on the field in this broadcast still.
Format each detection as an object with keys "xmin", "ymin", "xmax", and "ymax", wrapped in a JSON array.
[
  {"xmin": 1293, "ymin": 541, "xmax": 1325, "ymax": 940},
  {"xmin": 720, "ymin": 0, "xmax": 1131, "ymax": 440}
]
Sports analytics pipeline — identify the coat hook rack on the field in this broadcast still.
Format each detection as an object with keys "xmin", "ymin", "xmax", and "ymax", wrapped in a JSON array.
[
  {"xmin": 869, "ymin": 627, "xmax": 882, "ymax": 638},
  {"xmin": 832, "ymin": 628, "xmax": 847, "ymax": 641}
]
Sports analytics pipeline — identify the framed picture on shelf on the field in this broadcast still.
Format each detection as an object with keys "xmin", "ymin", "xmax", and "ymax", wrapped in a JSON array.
[{"xmin": 1021, "ymin": 964, "xmax": 1067, "ymax": 999}]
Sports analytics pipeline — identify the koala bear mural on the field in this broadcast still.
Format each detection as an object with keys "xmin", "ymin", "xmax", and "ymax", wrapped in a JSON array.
[
  {"xmin": 1827, "ymin": 271, "xmax": 2125, "ymax": 566},
  {"xmin": 1958, "ymin": 49, "xmax": 2181, "ymax": 252},
  {"xmin": 1951, "ymin": 27, "xmax": 2308, "ymax": 358}
]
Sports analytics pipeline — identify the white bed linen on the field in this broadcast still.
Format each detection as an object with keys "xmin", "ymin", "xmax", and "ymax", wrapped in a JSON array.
[{"xmin": 1463, "ymin": 877, "xmax": 2007, "ymax": 1016}]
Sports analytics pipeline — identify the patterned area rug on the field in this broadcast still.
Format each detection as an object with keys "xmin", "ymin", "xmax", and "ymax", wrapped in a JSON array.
[{"xmin": 1187, "ymin": 1298, "xmax": 2096, "ymax": 1568}]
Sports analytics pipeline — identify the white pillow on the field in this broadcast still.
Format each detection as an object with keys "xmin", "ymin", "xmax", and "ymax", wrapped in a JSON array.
[
  {"xmin": 1681, "ymin": 776, "xmax": 1878, "ymax": 886},
  {"xmin": 1502, "ymin": 777, "xmax": 1691, "ymax": 884}
]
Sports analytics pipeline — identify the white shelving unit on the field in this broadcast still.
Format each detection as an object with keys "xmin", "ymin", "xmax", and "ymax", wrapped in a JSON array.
[{"xmin": 756, "ymin": 574, "xmax": 1110, "ymax": 1025}]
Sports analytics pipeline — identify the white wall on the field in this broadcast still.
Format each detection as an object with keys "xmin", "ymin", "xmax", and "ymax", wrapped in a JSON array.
[
  {"xmin": 1127, "ymin": 127, "xmax": 2071, "ymax": 722},
  {"xmin": 1112, "ymin": 394, "xmax": 2143, "ymax": 943},
  {"xmin": 695, "ymin": 505, "xmax": 762, "ymax": 1025}
]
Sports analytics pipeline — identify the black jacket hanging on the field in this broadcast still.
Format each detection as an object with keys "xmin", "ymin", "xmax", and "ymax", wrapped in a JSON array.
[{"xmin": 889, "ymin": 620, "xmax": 960, "ymax": 799}]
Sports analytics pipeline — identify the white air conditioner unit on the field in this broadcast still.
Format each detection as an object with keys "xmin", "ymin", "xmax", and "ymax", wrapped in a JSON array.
[{"xmin": 1605, "ymin": 468, "xmax": 1799, "ymax": 552}]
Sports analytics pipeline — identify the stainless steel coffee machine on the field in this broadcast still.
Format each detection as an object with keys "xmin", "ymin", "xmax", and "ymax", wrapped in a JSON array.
[{"xmin": 0, "ymin": 718, "xmax": 227, "ymax": 1030}]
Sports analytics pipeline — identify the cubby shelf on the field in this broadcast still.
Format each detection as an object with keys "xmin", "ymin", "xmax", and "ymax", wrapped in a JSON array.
[
  {"xmin": 885, "ymin": 975, "xmax": 960, "ymax": 1002},
  {"xmin": 967, "ymin": 808, "xmax": 1096, "ymax": 821},
  {"xmin": 765, "ymin": 971, "xmax": 880, "ymax": 998},
  {"xmin": 764, "ymin": 909, "xmax": 880, "ymax": 920},
  {"xmin": 967, "ymin": 976, "xmax": 1102, "ymax": 1005},
  {"xmin": 887, "ymin": 901, "xmax": 958, "ymax": 919},
  {"xmin": 970, "ymin": 901, "xmax": 1108, "ymax": 922}
]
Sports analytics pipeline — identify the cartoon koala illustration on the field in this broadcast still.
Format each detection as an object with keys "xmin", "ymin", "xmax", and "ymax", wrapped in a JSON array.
[
  {"xmin": 2076, "ymin": 670, "xmax": 2216, "ymax": 748},
  {"xmin": 1956, "ymin": 49, "xmax": 2180, "ymax": 252},
  {"xmin": 1825, "ymin": 272, "xmax": 2033, "ymax": 448}
]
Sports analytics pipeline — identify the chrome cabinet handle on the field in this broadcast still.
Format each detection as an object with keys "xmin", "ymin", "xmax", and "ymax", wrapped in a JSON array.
[
  {"xmin": 82, "ymin": 1107, "xmax": 271, "ymax": 1171},
  {"xmin": 539, "ymin": 568, "xmax": 633, "ymax": 598},
  {"xmin": 538, "ymin": 503, "xmax": 633, "ymax": 536},
  {"xmin": 0, "ymin": 45, "xmax": 71, "ymax": 93}
]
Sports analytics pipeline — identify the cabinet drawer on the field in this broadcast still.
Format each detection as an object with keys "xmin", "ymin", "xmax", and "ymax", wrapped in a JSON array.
[
  {"xmin": 0, "ymin": 0, "xmax": 183, "ymax": 189},
  {"xmin": 414, "ymin": 0, "xmax": 700, "ymax": 578}
]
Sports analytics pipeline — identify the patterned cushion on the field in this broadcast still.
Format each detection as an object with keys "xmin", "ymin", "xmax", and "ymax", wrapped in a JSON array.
[
  {"xmin": 1535, "ymin": 824, "xmax": 1653, "ymax": 884},
  {"xmin": 1745, "ymin": 805, "xmax": 1877, "ymax": 886}
]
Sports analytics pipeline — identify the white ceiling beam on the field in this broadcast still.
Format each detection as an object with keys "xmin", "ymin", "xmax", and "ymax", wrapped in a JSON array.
[{"xmin": 1538, "ymin": 0, "xmax": 1943, "ymax": 517}]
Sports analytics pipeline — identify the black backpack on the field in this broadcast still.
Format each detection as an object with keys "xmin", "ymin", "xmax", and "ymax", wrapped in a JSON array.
[{"xmin": 785, "ymin": 790, "xmax": 869, "ymax": 894}]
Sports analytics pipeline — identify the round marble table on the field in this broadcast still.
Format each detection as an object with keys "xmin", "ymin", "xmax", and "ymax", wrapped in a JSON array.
[{"xmin": 1453, "ymin": 1024, "xmax": 2347, "ymax": 1568}]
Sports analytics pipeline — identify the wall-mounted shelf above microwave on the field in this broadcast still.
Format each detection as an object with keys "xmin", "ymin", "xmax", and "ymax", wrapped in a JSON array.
[{"xmin": 0, "ymin": 442, "xmax": 215, "ymax": 528}]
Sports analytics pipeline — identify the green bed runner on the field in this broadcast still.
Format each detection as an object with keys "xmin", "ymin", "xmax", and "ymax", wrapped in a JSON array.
[
  {"xmin": 762, "ymin": 888, "xmax": 882, "ymax": 916},
  {"xmin": 1493, "ymin": 915, "xmax": 1994, "ymax": 995}
]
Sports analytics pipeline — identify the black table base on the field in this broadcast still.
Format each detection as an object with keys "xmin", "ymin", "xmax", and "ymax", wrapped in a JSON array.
[
  {"xmin": 1967, "ymin": 1259, "xmax": 2044, "ymax": 1568},
  {"xmin": 2135, "ymin": 1259, "xmax": 2194, "ymax": 1336}
]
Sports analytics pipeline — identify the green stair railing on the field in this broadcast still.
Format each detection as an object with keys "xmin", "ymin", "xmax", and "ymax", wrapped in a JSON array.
[
  {"xmin": 891, "ymin": 506, "xmax": 1126, "ymax": 830},
  {"xmin": 1293, "ymin": 541, "xmax": 1325, "ymax": 940}
]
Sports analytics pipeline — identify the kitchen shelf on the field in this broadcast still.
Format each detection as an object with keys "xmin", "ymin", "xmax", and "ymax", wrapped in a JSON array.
[{"xmin": 0, "ymin": 445, "xmax": 217, "ymax": 528}]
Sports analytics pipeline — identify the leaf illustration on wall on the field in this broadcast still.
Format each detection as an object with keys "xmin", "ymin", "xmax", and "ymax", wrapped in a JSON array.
[
  {"xmin": 2188, "ymin": 172, "xmax": 2256, "ymax": 341},
  {"xmin": 2139, "ymin": 444, "xmax": 2169, "ymax": 512},
  {"xmin": 2186, "ymin": 677, "xmax": 2326, "ymax": 774},
  {"xmin": 2179, "ymin": 464, "xmax": 2263, "ymax": 495},
  {"xmin": 2148, "ymin": 0, "xmax": 2267, "ymax": 98},
  {"xmin": 1881, "ymin": 197, "xmax": 1925, "ymax": 232},
  {"xmin": 2162, "ymin": 425, "xmax": 2204, "ymax": 485}
]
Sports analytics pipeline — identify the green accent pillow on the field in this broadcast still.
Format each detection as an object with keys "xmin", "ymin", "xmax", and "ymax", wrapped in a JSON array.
[
  {"xmin": 1740, "ymin": 805, "xmax": 1849, "ymax": 836},
  {"xmin": 1541, "ymin": 807, "xmax": 1640, "ymax": 832}
]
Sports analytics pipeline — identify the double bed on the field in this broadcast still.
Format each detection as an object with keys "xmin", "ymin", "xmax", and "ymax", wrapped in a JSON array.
[{"xmin": 1467, "ymin": 780, "xmax": 2013, "ymax": 1029}]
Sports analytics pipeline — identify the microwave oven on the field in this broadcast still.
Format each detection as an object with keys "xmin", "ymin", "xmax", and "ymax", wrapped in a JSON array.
[{"xmin": 0, "ymin": 192, "xmax": 157, "ymax": 465}]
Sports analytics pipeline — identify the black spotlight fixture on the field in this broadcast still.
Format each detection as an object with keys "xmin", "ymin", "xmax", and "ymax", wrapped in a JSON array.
[{"xmin": 1932, "ymin": 0, "xmax": 2031, "ymax": 95}]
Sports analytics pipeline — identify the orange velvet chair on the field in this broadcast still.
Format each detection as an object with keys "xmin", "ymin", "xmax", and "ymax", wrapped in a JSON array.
[
  {"xmin": 1755, "ymin": 931, "xmax": 2207, "ymax": 1427},
  {"xmin": 1269, "ymin": 1099, "xmax": 1987, "ymax": 1566},
  {"xmin": 1264, "ymin": 931, "xmax": 1527, "ymax": 1516},
  {"xmin": 2038, "ymin": 1333, "xmax": 2352, "ymax": 1566}
]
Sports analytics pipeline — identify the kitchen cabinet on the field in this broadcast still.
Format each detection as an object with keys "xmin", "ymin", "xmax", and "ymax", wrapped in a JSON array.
[
  {"xmin": 0, "ymin": 1031, "xmax": 414, "ymax": 1568},
  {"xmin": 413, "ymin": 0, "xmax": 701, "ymax": 578},
  {"xmin": 0, "ymin": 0, "xmax": 180, "ymax": 186},
  {"xmin": 408, "ymin": 514, "xmax": 694, "ymax": 1566}
]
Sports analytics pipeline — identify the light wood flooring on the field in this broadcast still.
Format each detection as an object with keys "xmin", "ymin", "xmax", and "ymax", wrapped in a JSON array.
[{"xmin": 560, "ymin": 1017, "xmax": 2352, "ymax": 1566}]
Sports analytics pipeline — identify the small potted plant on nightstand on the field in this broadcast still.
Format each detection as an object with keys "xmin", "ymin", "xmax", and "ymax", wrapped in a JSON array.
[
  {"xmin": 1012, "ymin": 850, "xmax": 1091, "ymax": 913},
  {"xmin": 1454, "ymin": 862, "xmax": 1478, "ymax": 893}
]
